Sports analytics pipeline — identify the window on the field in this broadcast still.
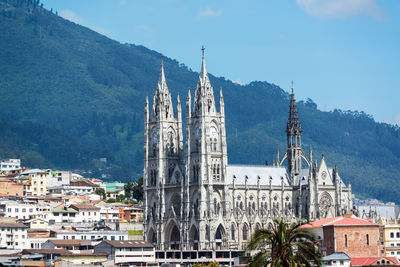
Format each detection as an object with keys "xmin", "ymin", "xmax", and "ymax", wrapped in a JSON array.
[
  {"xmin": 15, "ymin": 208, "xmax": 19, "ymax": 212},
  {"xmin": 367, "ymin": 234, "xmax": 369, "ymax": 246},
  {"xmin": 242, "ymin": 225, "xmax": 248, "ymax": 241},
  {"xmin": 29, "ymin": 208, "xmax": 33, "ymax": 213},
  {"xmin": 345, "ymin": 234, "xmax": 348, "ymax": 248},
  {"xmin": 397, "ymin": 232, "xmax": 400, "ymax": 238},
  {"xmin": 22, "ymin": 208, "xmax": 26, "ymax": 213},
  {"xmin": 54, "ymin": 213, "xmax": 59, "ymax": 216},
  {"xmin": 391, "ymin": 232, "xmax": 394, "ymax": 238},
  {"xmin": 111, "ymin": 236, "xmax": 115, "ymax": 240},
  {"xmin": 340, "ymin": 261, "xmax": 344, "ymax": 265}
]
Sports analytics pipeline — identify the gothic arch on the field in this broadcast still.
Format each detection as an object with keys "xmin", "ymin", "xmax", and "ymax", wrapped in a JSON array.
[
  {"xmin": 147, "ymin": 227, "xmax": 157, "ymax": 244},
  {"xmin": 189, "ymin": 224, "xmax": 199, "ymax": 250},
  {"xmin": 242, "ymin": 223, "xmax": 249, "ymax": 241},
  {"xmin": 168, "ymin": 194, "xmax": 181, "ymax": 218},
  {"xmin": 165, "ymin": 219, "xmax": 180, "ymax": 250},
  {"xmin": 215, "ymin": 224, "xmax": 225, "ymax": 240}
]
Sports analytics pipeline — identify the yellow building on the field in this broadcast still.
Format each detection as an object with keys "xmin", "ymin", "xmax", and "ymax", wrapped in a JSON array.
[
  {"xmin": 379, "ymin": 218, "xmax": 400, "ymax": 261},
  {"xmin": 15, "ymin": 169, "xmax": 49, "ymax": 196},
  {"xmin": 60, "ymin": 251, "xmax": 108, "ymax": 265}
]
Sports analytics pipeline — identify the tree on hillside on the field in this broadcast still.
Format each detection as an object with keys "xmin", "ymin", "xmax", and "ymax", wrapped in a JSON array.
[
  {"xmin": 247, "ymin": 219, "xmax": 322, "ymax": 267},
  {"xmin": 94, "ymin": 188, "xmax": 106, "ymax": 200},
  {"xmin": 124, "ymin": 177, "xmax": 144, "ymax": 202}
]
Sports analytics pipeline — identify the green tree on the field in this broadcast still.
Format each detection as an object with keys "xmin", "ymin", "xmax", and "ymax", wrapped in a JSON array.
[
  {"xmin": 131, "ymin": 177, "xmax": 143, "ymax": 202},
  {"xmin": 116, "ymin": 194, "xmax": 125, "ymax": 203},
  {"xmin": 124, "ymin": 182, "xmax": 134, "ymax": 199},
  {"xmin": 247, "ymin": 219, "xmax": 322, "ymax": 267},
  {"xmin": 94, "ymin": 188, "xmax": 106, "ymax": 200}
]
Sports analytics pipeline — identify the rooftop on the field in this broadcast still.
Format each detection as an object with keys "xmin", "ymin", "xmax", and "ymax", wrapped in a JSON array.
[
  {"xmin": 102, "ymin": 240, "xmax": 153, "ymax": 248},
  {"xmin": 351, "ymin": 257, "xmax": 399, "ymax": 266}
]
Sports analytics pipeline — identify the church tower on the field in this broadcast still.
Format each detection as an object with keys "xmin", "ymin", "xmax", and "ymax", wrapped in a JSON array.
[
  {"xmin": 185, "ymin": 47, "xmax": 229, "ymax": 250},
  {"xmin": 286, "ymin": 86, "xmax": 303, "ymax": 181},
  {"xmin": 143, "ymin": 57, "xmax": 184, "ymax": 250}
]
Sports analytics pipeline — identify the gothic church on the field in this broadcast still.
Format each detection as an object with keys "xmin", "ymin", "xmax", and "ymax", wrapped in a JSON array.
[{"xmin": 143, "ymin": 50, "xmax": 352, "ymax": 253}]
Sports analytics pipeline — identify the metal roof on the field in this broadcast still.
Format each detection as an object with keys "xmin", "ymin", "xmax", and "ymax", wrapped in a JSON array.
[{"xmin": 227, "ymin": 165, "xmax": 290, "ymax": 186}]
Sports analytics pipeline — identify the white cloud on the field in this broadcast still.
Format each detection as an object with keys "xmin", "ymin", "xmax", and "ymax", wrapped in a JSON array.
[
  {"xmin": 296, "ymin": 0, "xmax": 387, "ymax": 20},
  {"xmin": 59, "ymin": 9, "xmax": 83, "ymax": 24},
  {"xmin": 199, "ymin": 8, "xmax": 223, "ymax": 17}
]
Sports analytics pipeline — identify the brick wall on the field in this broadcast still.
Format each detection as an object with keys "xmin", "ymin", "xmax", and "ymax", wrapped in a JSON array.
[{"xmin": 324, "ymin": 225, "xmax": 382, "ymax": 257}]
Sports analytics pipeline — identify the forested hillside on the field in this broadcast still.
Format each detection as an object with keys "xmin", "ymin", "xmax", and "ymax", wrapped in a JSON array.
[{"xmin": 0, "ymin": 0, "xmax": 399, "ymax": 202}]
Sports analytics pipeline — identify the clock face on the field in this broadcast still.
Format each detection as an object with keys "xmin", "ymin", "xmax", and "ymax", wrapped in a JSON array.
[
  {"xmin": 152, "ymin": 132, "xmax": 158, "ymax": 143},
  {"xmin": 210, "ymin": 126, "xmax": 218, "ymax": 137},
  {"xmin": 195, "ymin": 127, "xmax": 201, "ymax": 138},
  {"xmin": 321, "ymin": 171, "xmax": 327, "ymax": 180}
]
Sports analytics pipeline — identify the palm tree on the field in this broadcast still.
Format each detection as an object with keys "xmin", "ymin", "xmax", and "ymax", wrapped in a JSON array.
[{"xmin": 247, "ymin": 219, "xmax": 322, "ymax": 267}]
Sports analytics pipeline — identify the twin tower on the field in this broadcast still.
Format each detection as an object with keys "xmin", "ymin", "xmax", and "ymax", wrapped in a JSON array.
[{"xmin": 143, "ymin": 49, "xmax": 228, "ymax": 250}]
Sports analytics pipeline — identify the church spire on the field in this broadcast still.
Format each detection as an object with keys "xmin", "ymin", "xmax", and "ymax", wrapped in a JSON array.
[
  {"xmin": 199, "ymin": 46, "xmax": 208, "ymax": 85},
  {"xmin": 157, "ymin": 55, "xmax": 168, "ymax": 93},
  {"xmin": 286, "ymin": 82, "xmax": 302, "ymax": 147}
]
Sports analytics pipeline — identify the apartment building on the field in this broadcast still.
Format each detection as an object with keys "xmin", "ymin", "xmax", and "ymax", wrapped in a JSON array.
[{"xmin": 0, "ymin": 222, "xmax": 29, "ymax": 250}]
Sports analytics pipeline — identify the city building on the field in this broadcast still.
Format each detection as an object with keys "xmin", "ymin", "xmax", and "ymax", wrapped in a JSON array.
[
  {"xmin": 15, "ymin": 169, "xmax": 49, "ymax": 196},
  {"xmin": 0, "ymin": 159, "xmax": 21, "ymax": 173},
  {"xmin": 350, "ymin": 256, "xmax": 399, "ymax": 266},
  {"xmin": 94, "ymin": 240, "xmax": 156, "ymax": 266},
  {"xmin": 302, "ymin": 214, "xmax": 382, "ymax": 258},
  {"xmin": 321, "ymin": 252, "xmax": 351, "ymax": 267},
  {"xmin": 0, "ymin": 180, "xmax": 23, "ymax": 197},
  {"xmin": 123, "ymin": 205, "xmax": 144, "ymax": 223},
  {"xmin": 0, "ymin": 222, "xmax": 29, "ymax": 250},
  {"xmin": 69, "ymin": 204, "xmax": 101, "ymax": 223},
  {"xmin": 379, "ymin": 219, "xmax": 400, "ymax": 261},
  {"xmin": 0, "ymin": 201, "xmax": 38, "ymax": 220},
  {"xmin": 54, "ymin": 229, "xmax": 128, "ymax": 241},
  {"xmin": 143, "ymin": 51, "xmax": 352, "ymax": 262}
]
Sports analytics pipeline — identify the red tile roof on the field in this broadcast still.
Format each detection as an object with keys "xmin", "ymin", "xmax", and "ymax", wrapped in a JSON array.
[
  {"xmin": 301, "ymin": 216, "xmax": 377, "ymax": 229},
  {"xmin": 351, "ymin": 257, "xmax": 399, "ymax": 266}
]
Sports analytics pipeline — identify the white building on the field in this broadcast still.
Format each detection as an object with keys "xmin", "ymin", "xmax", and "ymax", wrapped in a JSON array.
[
  {"xmin": 322, "ymin": 252, "xmax": 351, "ymax": 267},
  {"xmin": 0, "ymin": 222, "xmax": 29, "ymax": 250},
  {"xmin": 0, "ymin": 159, "xmax": 21, "ymax": 173},
  {"xmin": 94, "ymin": 240, "xmax": 155, "ymax": 266},
  {"xmin": 55, "ymin": 230, "xmax": 128, "ymax": 241},
  {"xmin": 98, "ymin": 205, "xmax": 121, "ymax": 223},
  {"xmin": 69, "ymin": 204, "xmax": 101, "ymax": 223},
  {"xmin": 17, "ymin": 169, "xmax": 49, "ymax": 196},
  {"xmin": 0, "ymin": 201, "xmax": 37, "ymax": 220}
]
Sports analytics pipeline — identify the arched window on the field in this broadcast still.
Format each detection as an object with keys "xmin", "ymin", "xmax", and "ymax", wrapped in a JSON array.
[
  {"xmin": 214, "ymin": 198, "xmax": 217, "ymax": 213},
  {"xmin": 231, "ymin": 224, "xmax": 235, "ymax": 240},
  {"xmin": 242, "ymin": 224, "xmax": 248, "ymax": 240},
  {"xmin": 240, "ymin": 202, "xmax": 243, "ymax": 211}
]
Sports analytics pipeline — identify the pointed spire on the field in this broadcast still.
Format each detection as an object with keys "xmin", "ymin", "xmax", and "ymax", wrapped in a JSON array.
[
  {"xmin": 286, "ymin": 82, "xmax": 302, "ymax": 137},
  {"xmin": 199, "ymin": 45, "xmax": 210, "ymax": 85},
  {"xmin": 157, "ymin": 55, "xmax": 168, "ymax": 92}
]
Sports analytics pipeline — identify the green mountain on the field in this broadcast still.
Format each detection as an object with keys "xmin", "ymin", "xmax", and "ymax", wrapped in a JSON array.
[{"xmin": 0, "ymin": 0, "xmax": 400, "ymax": 202}]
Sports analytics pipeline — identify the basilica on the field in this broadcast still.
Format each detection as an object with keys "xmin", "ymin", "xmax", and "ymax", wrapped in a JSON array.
[{"xmin": 143, "ymin": 50, "xmax": 352, "ymax": 258}]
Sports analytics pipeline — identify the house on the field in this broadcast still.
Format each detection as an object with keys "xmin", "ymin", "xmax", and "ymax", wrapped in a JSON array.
[
  {"xmin": 54, "ymin": 229, "xmax": 128, "ymax": 242},
  {"xmin": 60, "ymin": 250, "xmax": 108, "ymax": 265},
  {"xmin": 49, "ymin": 204, "xmax": 78, "ymax": 223},
  {"xmin": 25, "ymin": 217, "xmax": 49, "ymax": 230},
  {"xmin": 27, "ymin": 229, "xmax": 50, "ymax": 249},
  {"xmin": 351, "ymin": 256, "xmax": 399, "ymax": 266},
  {"xmin": 0, "ymin": 159, "xmax": 21, "ymax": 173},
  {"xmin": 123, "ymin": 205, "xmax": 144, "ymax": 222},
  {"xmin": 302, "ymin": 214, "xmax": 382, "ymax": 257},
  {"xmin": 69, "ymin": 180, "xmax": 99, "ymax": 195},
  {"xmin": 17, "ymin": 169, "xmax": 49, "ymax": 196},
  {"xmin": 379, "ymin": 219, "xmax": 400, "ymax": 261},
  {"xmin": 322, "ymin": 252, "xmax": 351, "ymax": 267},
  {"xmin": 70, "ymin": 204, "xmax": 101, "ymax": 222},
  {"xmin": 0, "ymin": 200, "xmax": 37, "ymax": 220},
  {"xmin": 94, "ymin": 240, "xmax": 156, "ymax": 266},
  {"xmin": 41, "ymin": 239, "xmax": 93, "ymax": 252},
  {"xmin": 0, "ymin": 222, "xmax": 29, "ymax": 249},
  {"xmin": 21, "ymin": 249, "xmax": 65, "ymax": 266},
  {"xmin": 0, "ymin": 180, "xmax": 23, "ymax": 197}
]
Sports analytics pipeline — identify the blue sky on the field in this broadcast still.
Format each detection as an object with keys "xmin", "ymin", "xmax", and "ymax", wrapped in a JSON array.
[{"xmin": 42, "ymin": 0, "xmax": 400, "ymax": 125}]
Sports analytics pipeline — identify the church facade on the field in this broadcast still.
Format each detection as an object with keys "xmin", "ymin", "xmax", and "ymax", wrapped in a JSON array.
[{"xmin": 143, "ymin": 51, "xmax": 352, "ymax": 254}]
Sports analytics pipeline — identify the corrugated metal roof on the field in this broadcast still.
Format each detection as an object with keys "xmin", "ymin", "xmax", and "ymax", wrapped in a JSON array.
[{"xmin": 227, "ymin": 165, "xmax": 290, "ymax": 186}]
